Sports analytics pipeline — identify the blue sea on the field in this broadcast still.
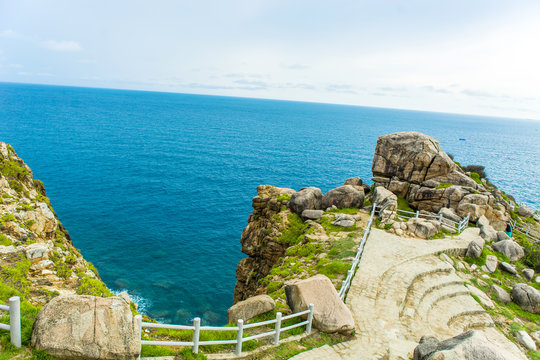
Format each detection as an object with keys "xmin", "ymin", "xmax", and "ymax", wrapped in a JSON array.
[{"xmin": 1, "ymin": 82, "xmax": 539, "ymax": 324}]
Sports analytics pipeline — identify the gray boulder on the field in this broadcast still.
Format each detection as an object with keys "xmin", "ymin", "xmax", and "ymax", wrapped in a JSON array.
[
  {"xmin": 343, "ymin": 177, "xmax": 362, "ymax": 187},
  {"xmin": 321, "ymin": 185, "xmax": 364, "ymax": 210},
  {"xmin": 227, "ymin": 295, "xmax": 275, "ymax": 323},
  {"xmin": 516, "ymin": 331, "xmax": 537, "ymax": 351},
  {"xmin": 413, "ymin": 330, "xmax": 522, "ymax": 360},
  {"xmin": 406, "ymin": 218, "xmax": 440, "ymax": 239},
  {"xmin": 331, "ymin": 214, "xmax": 356, "ymax": 227},
  {"xmin": 484, "ymin": 255, "xmax": 498, "ymax": 273},
  {"xmin": 285, "ymin": 275, "xmax": 354, "ymax": 334},
  {"xmin": 497, "ymin": 231, "xmax": 510, "ymax": 241},
  {"xmin": 522, "ymin": 269, "xmax": 534, "ymax": 281},
  {"xmin": 511, "ymin": 284, "xmax": 540, "ymax": 314},
  {"xmin": 517, "ymin": 204, "xmax": 534, "ymax": 218},
  {"xmin": 31, "ymin": 295, "xmax": 139, "ymax": 360},
  {"xmin": 492, "ymin": 240, "xmax": 524, "ymax": 261},
  {"xmin": 491, "ymin": 285, "xmax": 511, "ymax": 304},
  {"xmin": 465, "ymin": 238, "xmax": 484, "ymax": 259},
  {"xmin": 413, "ymin": 335, "xmax": 440, "ymax": 360},
  {"xmin": 301, "ymin": 209, "xmax": 323, "ymax": 221},
  {"xmin": 438, "ymin": 207, "xmax": 461, "ymax": 223},
  {"xmin": 500, "ymin": 262, "xmax": 517, "ymax": 276},
  {"xmin": 479, "ymin": 224, "xmax": 498, "ymax": 242},
  {"xmin": 289, "ymin": 187, "xmax": 323, "ymax": 215},
  {"xmin": 476, "ymin": 215, "xmax": 490, "ymax": 229},
  {"xmin": 372, "ymin": 186, "xmax": 397, "ymax": 221}
]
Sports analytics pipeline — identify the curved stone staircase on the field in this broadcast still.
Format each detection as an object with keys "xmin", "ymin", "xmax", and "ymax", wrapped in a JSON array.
[{"xmin": 290, "ymin": 228, "xmax": 526, "ymax": 360}]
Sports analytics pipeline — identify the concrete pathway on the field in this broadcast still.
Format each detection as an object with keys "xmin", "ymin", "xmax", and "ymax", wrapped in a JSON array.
[{"xmin": 290, "ymin": 228, "xmax": 527, "ymax": 360}]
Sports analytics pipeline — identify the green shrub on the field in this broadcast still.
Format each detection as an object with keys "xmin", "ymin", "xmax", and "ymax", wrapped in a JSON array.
[
  {"xmin": 316, "ymin": 260, "xmax": 349, "ymax": 279},
  {"xmin": 0, "ymin": 234, "xmax": 11, "ymax": 246},
  {"xmin": 16, "ymin": 203, "xmax": 35, "ymax": 211},
  {"xmin": 7, "ymin": 180, "xmax": 23, "ymax": 193},
  {"xmin": 469, "ymin": 172, "xmax": 482, "ymax": 185},
  {"xmin": 463, "ymin": 165, "xmax": 486, "ymax": 179},
  {"xmin": 328, "ymin": 239, "xmax": 356, "ymax": 259},
  {"xmin": 397, "ymin": 196, "xmax": 414, "ymax": 212},
  {"xmin": 324, "ymin": 207, "xmax": 358, "ymax": 215},
  {"xmin": 0, "ymin": 160, "xmax": 29, "ymax": 180},
  {"xmin": 276, "ymin": 214, "xmax": 307, "ymax": 245},
  {"xmin": 276, "ymin": 194, "xmax": 291, "ymax": 202},
  {"xmin": 436, "ymin": 182, "xmax": 452, "ymax": 189},
  {"xmin": 77, "ymin": 274, "xmax": 112, "ymax": 297},
  {"xmin": 1, "ymin": 213, "xmax": 15, "ymax": 222}
]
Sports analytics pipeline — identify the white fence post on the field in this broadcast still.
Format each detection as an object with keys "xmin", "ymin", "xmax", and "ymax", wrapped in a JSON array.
[
  {"xmin": 9, "ymin": 296, "xmax": 21, "ymax": 348},
  {"xmin": 235, "ymin": 319, "xmax": 244, "ymax": 356},
  {"xmin": 415, "ymin": 210, "xmax": 419, "ymax": 219},
  {"xmin": 192, "ymin": 317, "xmax": 201, "ymax": 354},
  {"xmin": 135, "ymin": 314, "xmax": 142, "ymax": 360},
  {"xmin": 306, "ymin": 304, "xmax": 314, "ymax": 334},
  {"xmin": 438, "ymin": 214, "xmax": 442, "ymax": 222},
  {"xmin": 273, "ymin": 312, "xmax": 282, "ymax": 345}
]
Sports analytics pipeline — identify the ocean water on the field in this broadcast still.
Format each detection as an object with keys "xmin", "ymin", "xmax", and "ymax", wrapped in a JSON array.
[{"xmin": 1, "ymin": 82, "xmax": 538, "ymax": 324}]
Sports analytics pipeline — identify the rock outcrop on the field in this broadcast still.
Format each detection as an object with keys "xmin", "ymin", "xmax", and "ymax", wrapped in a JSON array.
[
  {"xmin": 413, "ymin": 330, "xmax": 522, "ymax": 360},
  {"xmin": 0, "ymin": 142, "xmax": 109, "ymax": 306},
  {"xmin": 372, "ymin": 186, "xmax": 397, "ymax": 221},
  {"xmin": 285, "ymin": 275, "xmax": 354, "ymax": 334},
  {"xmin": 31, "ymin": 295, "xmax": 139, "ymax": 360},
  {"xmin": 371, "ymin": 132, "xmax": 510, "ymax": 230},
  {"xmin": 289, "ymin": 187, "xmax": 322, "ymax": 215}
]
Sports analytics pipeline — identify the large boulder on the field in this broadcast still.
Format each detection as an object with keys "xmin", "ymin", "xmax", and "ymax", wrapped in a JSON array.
[
  {"xmin": 479, "ymin": 224, "xmax": 498, "ymax": 242},
  {"xmin": 227, "ymin": 295, "xmax": 275, "ymax": 323},
  {"xmin": 413, "ymin": 330, "xmax": 522, "ymax": 360},
  {"xmin": 406, "ymin": 218, "xmax": 440, "ymax": 239},
  {"xmin": 372, "ymin": 186, "xmax": 397, "ymax": 221},
  {"xmin": 343, "ymin": 177, "xmax": 363, "ymax": 187},
  {"xmin": 438, "ymin": 207, "xmax": 461, "ymax": 223},
  {"xmin": 31, "ymin": 295, "xmax": 139, "ymax": 360},
  {"xmin": 288, "ymin": 187, "xmax": 323, "ymax": 215},
  {"xmin": 285, "ymin": 275, "xmax": 354, "ymax": 334},
  {"xmin": 301, "ymin": 209, "xmax": 323, "ymax": 221},
  {"xmin": 490, "ymin": 285, "xmax": 511, "ymax": 304},
  {"xmin": 492, "ymin": 240, "xmax": 524, "ymax": 262},
  {"xmin": 517, "ymin": 204, "xmax": 534, "ymax": 218},
  {"xmin": 321, "ymin": 185, "xmax": 364, "ymax": 210},
  {"xmin": 511, "ymin": 284, "xmax": 540, "ymax": 314}
]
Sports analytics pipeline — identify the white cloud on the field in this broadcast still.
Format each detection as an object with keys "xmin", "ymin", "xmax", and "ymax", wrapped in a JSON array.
[
  {"xmin": 42, "ymin": 40, "xmax": 83, "ymax": 52},
  {"xmin": 0, "ymin": 29, "xmax": 19, "ymax": 38}
]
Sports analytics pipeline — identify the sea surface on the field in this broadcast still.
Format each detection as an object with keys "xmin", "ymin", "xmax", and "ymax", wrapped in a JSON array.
[{"xmin": 1, "ymin": 82, "xmax": 539, "ymax": 324}]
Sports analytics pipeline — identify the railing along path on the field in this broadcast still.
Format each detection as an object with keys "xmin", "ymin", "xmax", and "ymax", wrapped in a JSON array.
[
  {"xmin": 376, "ymin": 207, "xmax": 470, "ymax": 234},
  {"xmin": 0, "ymin": 296, "xmax": 21, "ymax": 348}
]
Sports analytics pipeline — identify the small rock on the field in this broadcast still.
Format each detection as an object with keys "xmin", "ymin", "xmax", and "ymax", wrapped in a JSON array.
[
  {"xmin": 456, "ymin": 261, "xmax": 465, "ymax": 271},
  {"xmin": 499, "ymin": 262, "xmax": 517, "ymax": 276},
  {"xmin": 477, "ymin": 279, "xmax": 488, "ymax": 287},
  {"xmin": 466, "ymin": 284, "xmax": 494, "ymax": 309},
  {"xmin": 470, "ymin": 264, "xmax": 478, "ymax": 272},
  {"xmin": 493, "ymin": 278, "xmax": 502, "ymax": 285},
  {"xmin": 301, "ymin": 209, "xmax": 323, "ymax": 221},
  {"xmin": 413, "ymin": 335, "xmax": 439, "ymax": 360},
  {"xmin": 484, "ymin": 255, "xmax": 498, "ymax": 273},
  {"xmin": 496, "ymin": 231, "xmax": 510, "ymax": 241},
  {"xmin": 395, "ymin": 228, "xmax": 403, "ymax": 236},
  {"xmin": 517, "ymin": 204, "xmax": 534, "ymax": 218},
  {"xmin": 516, "ymin": 331, "xmax": 537, "ymax": 351},
  {"xmin": 331, "ymin": 214, "xmax": 355, "ymax": 227},
  {"xmin": 465, "ymin": 239, "xmax": 484, "ymax": 258},
  {"xmin": 522, "ymin": 269, "xmax": 534, "ymax": 281},
  {"xmin": 535, "ymin": 276, "xmax": 540, "ymax": 283},
  {"xmin": 490, "ymin": 285, "xmax": 511, "ymax": 304},
  {"xmin": 531, "ymin": 331, "xmax": 540, "ymax": 343},
  {"xmin": 439, "ymin": 253, "xmax": 453, "ymax": 266}
]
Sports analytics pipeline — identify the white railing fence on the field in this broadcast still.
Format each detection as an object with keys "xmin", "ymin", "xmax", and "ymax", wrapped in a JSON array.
[
  {"xmin": 0, "ymin": 296, "xmax": 21, "ymax": 348},
  {"xmin": 135, "ymin": 304, "xmax": 314, "ymax": 358},
  {"xmin": 338, "ymin": 203, "xmax": 377, "ymax": 301},
  {"xmin": 375, "ymin": 206, "xmax": 470, "ymax": 234},
  {"xmin": 510, "ymin": 219, "xmax": 540, "ymax": 244}
]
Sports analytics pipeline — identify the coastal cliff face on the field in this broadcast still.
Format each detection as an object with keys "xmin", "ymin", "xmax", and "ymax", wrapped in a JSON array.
[{"xmin": 0, "ymin": 142, "xmax": 110, "ymax": 306}]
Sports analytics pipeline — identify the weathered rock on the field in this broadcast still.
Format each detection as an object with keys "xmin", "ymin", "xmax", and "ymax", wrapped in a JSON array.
[
  {"xmin": 492, "ymin": 240, "xmax": 524, "ymax": 261},
  {"xmin": 301, "ymin": 209, "xmax": 323, "ymax": 221},
  {"xmin": 465, "ymin": 238, "xmax": 484, "ymax": 258},
  {"xmin": 476, "ymin": 215, "xmax": 490, "ymax": 229},
  {"xmin": 516, "ymin": 331, "xmax": 537, "ymax": 351},
  {"xmin": 321, "ymin": 185, "xmax": 364, "ymax": 210},
  {"xmin": 484, "ymin": 255, "xmax": 498, "ymax": 273},
  {"xmin": 343, "ymin": 177, "xmax": 362, "ymax": 187},
  {"xmin": 479, "ymin": 224, "xmax": 498, "ymax": 242},
  {"xmin": 331, "ymin": 214, "xmax": 355, "ymax": 227},
  {"xmin": 531, "ymin": 331, "xmax": 540, "ymax": 344},
  {"xmin": 413, "ymin": 335, "xmax": 440, "ymax": 360},
  {"xmin": 490, "ymin": 285, "xmax": 511, "ymax": 304},
  {"xmin": 497, "ymin": 231, "xmax": 510, "ymax": 241},
  {"xmin": 522, "ymin": 269, "xmax": 534, "ymax": 281},
  {"xmin": 438, "ymin": 207, "xmax": 461, "ymax": 223},
  {"xmin": 227, "ymin": 295, "xmax": 275, "ymax": 323},
  {"xmin": 288, "ymin": 187, "xmax": 323, "ymax": 215},
  {"xmin": 466, "ymin": 284, "xmax": 494, "ymax": 309},
  {"xmin": 511, "ymin": 284, "xmax": 540, "ymax": 314},
  {"xmin": 517, "ymin": 204, "xmax": 534, "ymax": 218},
  {"xmin": 372, "ymin": 186, "xmax": 397, "ymax": 221},
  {"xmin": 499, "ymin": 262, "xmax": 517, "ymax": 276},
  {"xmin": 285, "ymin": 275, "xmax": 354, "ymax": 334},
  {"xmin": 31, "ymin": 295, "xmax": 139, "ymax": 360},
  {"xmin": 406, "ymin": 218, "xmax": 440, "ymax": 239},
  {"xmin": 414, "ymin": 330, "xmax": 522, "ymax": 360},
  {"xmin": 439, "ymin": 253, "xmax": 453, "ymax": 266}
]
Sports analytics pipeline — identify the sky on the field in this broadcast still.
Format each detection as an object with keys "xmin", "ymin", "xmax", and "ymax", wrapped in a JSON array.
[{"xmin": 1, "ymin": 0, "xmax": 540, "ymax": 120}]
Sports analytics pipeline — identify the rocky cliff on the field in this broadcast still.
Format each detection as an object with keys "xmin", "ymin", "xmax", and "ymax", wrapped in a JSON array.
[{"xmin": 0, "ymin": 142, "xmax": 110, "ymax": 307}]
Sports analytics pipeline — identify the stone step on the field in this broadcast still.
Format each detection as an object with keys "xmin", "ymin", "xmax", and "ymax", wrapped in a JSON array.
[
  {"xmin": 400, "ymin": 270, "xmax": 465, "ymax": 317},
  {"xmin": 427, "ymin": 294, "xmax": 487, "ymax": 334},
  {"xmin": 412, "ymin": 282, "xmax": 470, "ymax": 319},
  {"xmin": 448, "ymin": 311, "xmax": 494, "ymax": 332}
]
